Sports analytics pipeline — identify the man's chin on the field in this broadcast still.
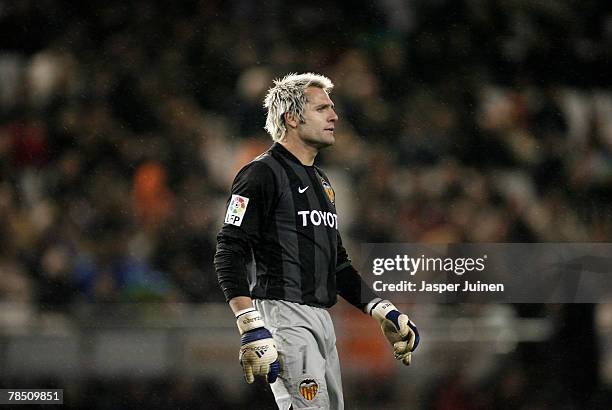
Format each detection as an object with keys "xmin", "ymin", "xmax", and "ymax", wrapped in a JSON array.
[{"xmin": 310, "ymin": 137, "xmax": 335, "ymax": 149}]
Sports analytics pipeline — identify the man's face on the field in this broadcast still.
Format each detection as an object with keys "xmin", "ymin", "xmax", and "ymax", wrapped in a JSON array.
[{"xmin": 296, "ymin": 86, "xmax": 338, "ymax": 149}]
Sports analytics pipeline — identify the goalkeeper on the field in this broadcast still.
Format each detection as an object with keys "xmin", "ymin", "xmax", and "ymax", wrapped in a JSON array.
[{"xmin": 215, "ymin": 73, "xmax": 419, "ymax": 409}]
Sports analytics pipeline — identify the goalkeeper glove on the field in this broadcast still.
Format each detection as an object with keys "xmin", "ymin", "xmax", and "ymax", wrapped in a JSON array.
[
  {"xmin": 369, "ymin": 299, "xmax": 420, "ymax": 365},
  {"xmin": 236, "ymin": 308, "xmax": 280, "ymax": 384}
]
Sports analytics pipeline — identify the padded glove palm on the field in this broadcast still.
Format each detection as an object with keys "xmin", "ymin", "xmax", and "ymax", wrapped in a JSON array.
[
  {"xmin": 236, "ymin": 308, "xmax": 281, "ymax": 383},
  {"xmin": 370, "ymin": 299, "xmax": 419, "ymax": 365}
]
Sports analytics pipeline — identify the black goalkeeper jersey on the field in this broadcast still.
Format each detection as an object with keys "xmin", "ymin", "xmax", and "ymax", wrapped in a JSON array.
[{"xmin": 215, "ymin": 143, "xmax": 377, "ymax": 309}]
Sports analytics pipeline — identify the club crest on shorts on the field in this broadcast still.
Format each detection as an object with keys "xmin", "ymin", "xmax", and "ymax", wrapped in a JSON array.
[
  {"xmin": 321, "ymin": 179, "xmax": 335, "ymax": 205},
  {"xmin": 298, "ymin": 378, "xmax": 318, "ymax": 401},
  {"xmin": 225, "ymin": 194, "xmax": 249, "ymax": 226}
]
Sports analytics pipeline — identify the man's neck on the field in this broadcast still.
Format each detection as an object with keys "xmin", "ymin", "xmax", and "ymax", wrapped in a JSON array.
[{"xmin": 279, "ymin": 137, "xmax": 318, "ymax": 166}]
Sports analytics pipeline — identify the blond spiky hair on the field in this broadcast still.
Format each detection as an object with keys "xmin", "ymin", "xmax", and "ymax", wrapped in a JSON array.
[{"xmin": 263, "ymin": 72, "xmax": 334, "ymax": 141}]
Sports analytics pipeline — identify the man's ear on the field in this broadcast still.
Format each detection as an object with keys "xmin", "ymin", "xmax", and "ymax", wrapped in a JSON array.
[{"xmin": 284, "ymin": 112, "xmax": 298, "ymax": 129}]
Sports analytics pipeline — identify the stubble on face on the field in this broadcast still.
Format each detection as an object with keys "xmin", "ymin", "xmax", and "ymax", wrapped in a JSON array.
[{"xmin": 298, "ymin": 87, "xmax": 338, "ymax": 149}]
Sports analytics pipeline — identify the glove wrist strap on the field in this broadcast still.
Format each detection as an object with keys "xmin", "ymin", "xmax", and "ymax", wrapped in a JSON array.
[
  {"xmin": 371, "ymin": 299, "xmax": 398, "ymax": 322},
  {"xmin": 236, "ymin": 308, "xmax": 265, "ymax": 335},
  {"xmin": 365, "ymin": 298, "xmax": 382, "ymax": 314}
]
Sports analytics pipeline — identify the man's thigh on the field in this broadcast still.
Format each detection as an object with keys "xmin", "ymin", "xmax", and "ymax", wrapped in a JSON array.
[
  {"xmin": 273, "ymin": 326, "xmax": 330, "ymax": 409},
  {"xmin": 255, "ymin": 300, "xmax": 332, "ymax": 409}
]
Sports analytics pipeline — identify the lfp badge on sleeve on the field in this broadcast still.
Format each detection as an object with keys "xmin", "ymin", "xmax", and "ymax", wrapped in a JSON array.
[{"xmin": 225, "ymin": 194, "xmax": 249, "ymax": 226}]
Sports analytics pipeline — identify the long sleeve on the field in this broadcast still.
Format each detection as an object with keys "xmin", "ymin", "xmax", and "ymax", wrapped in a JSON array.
[
  {"xmin": 335, "ymin": 232, "xmax": 379, "ymax": 311},
  {"xmin": 214, "ymin": 161, "xmax": 276, "ymax": 302}
]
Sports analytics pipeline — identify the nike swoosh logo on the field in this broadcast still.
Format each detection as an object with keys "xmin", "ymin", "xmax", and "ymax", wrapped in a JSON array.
[{"xmin": 298, "ymin": 186, "xmax": 309, "ymax": 193}]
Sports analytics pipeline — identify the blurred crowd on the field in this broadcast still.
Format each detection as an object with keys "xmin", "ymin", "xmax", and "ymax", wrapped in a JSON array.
[{"xmin": 1, "ymin": 1, "xmax": 612, "ymax": 408}]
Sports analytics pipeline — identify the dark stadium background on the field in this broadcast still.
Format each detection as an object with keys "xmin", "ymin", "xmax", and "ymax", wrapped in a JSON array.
[{"xmin": 1, "ymin": 1, "xmax": 612, "ymax": 408}]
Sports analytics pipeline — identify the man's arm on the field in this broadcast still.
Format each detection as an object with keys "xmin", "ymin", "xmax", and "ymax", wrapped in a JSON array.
[
  {"xmin": 229, "ymin": 296, "xmax": 255, "ymax": 314},
  {"xmin": 214, "ymin": 160, "xmax": 280, "ymax": 383},
  {"xmin": 215, "ymin": 234, "xmax": 251, "ymax": 301},
  {"xmin": 336, "ymin": 264, "xmax": 379, "ymax": 311},
  {"xmin": 335, "ymin": 232, "xmax": 379, "ymax": 311},
  {"xmin": 335, "ymin": 232, "xmax": 420, "ymax": 364},
  {"xmin": 215, "ymin": 160, "xmax": 276, "ymax": 302}
]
